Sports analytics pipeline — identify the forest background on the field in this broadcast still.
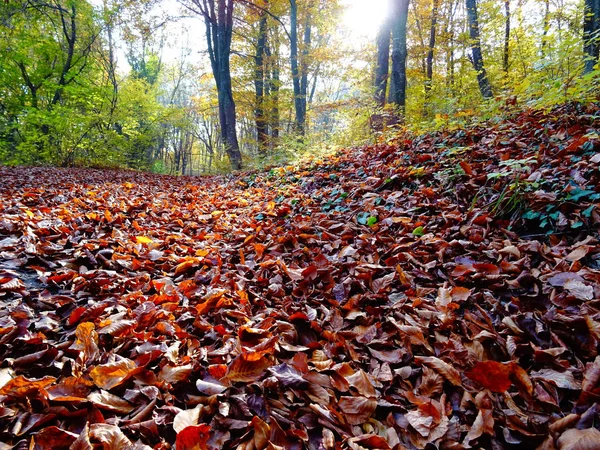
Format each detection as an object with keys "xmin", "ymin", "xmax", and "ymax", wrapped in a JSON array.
[{"xmin": 0, "ymin": 0, "xmax": 599, "ymax": 174}]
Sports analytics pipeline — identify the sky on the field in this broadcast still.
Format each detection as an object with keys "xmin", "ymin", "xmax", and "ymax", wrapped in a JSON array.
[{"xmin": 93, "ymin": 0, "xmax": 388, "ymax": 70}]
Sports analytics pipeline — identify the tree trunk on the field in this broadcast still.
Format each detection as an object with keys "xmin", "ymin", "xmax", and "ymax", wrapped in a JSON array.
[
  {"xmin": 271, "ymin": 59, "xmax": 280, "ymax": 141},
  {"xmin": 374, "ymin": 19, "xmax": 391, "ymax": 107},
  {"xmin": 424, "ymin": 0, "xmax": 438, "ymax": 114},
  {"xmin": 199, "ymin": 0, "xmax": 242, "ymax": 170},
  {"xmin": 583, "ymin": 0, "xmax": 600, "ymax": 74},
  {"xmin": 300, "ymin": 10, "xmax": 311, "ymax": 132},
  {"xmin": 289, "ymin": 0, "xmax": 307, "ymax": 137},
  {"xmin": 541, "ymin": 0, "xmax": 550, "ymax": 57},
  {"xmin": 503, "ymin": 0, "xmax": 510, "ymax": 75},
  {"xmin": 254, "ymin": 11, "xmax": 268, "ymax": 152},
  {"xmin": 445, "ymin": 0, "xmax": 456, "ymax": 91},
  {"xmin": 388, "ymin": 0, "xmax": 410, "ymax": 114},
  {"xmin": 465, "ymin": 0, "xmax": 493, "ymax": 99}
]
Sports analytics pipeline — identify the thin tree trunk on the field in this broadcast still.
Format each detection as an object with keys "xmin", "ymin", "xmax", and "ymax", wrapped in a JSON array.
[
  {"xmin": 300, "ymin": 10, "xmax": 311, "ymax": 131},
  {"xmin": 254, "ymin": 11, "xmax": 268, "ymax": 152},
  {"xmin": 445, "ymin": 0, "xmax": 456, "ymax": 91},
  {"xmin": 199, "ymin": 0, "xmax": 242, "ymax": 170},
  {"xmin": 424, "ymin": 0, "xmax": 439, "ymax": 114},
  {"xmin": 503, "ymin": 0, "xmax": 510, "ymax": 75},
  {"xmin": 388, "ymin": 0, "xmax": 410, "ymax": 114},
  {"xmin": 583, "ymin": 0, "xmax": 600, "ymax": 74},
  {"xmin": 541, "ymin": 0, "xmax": 550, "ymax": 57},
  {"xmin": 289, "ymin": 0, "xmax": 305, "ymax": 136},
  {"xmin": 465, "ymin": 0, "xmax": 493, "ymax": 99},
  {"xmin": 266, "ymin": 41, "xmax": 280, "ymax": 142},
  {"xmin": 374, "ymin": 19, "xmax": 391, "ymax": 107}
]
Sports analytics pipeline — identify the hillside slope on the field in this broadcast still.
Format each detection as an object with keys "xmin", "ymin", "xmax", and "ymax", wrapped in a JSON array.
[{"xmin": 0, "ymin": 103, "xmax": 599, "ymax": 449}]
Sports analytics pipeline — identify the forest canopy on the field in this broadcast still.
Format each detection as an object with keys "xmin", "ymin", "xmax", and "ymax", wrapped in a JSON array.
[{"xmin": 0, "ymin": 0, "xmax": 599, "ymax": 173}]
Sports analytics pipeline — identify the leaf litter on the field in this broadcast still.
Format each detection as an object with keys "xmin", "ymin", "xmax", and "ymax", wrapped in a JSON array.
[{"xmin": 0, "ymin": 103, "xmax": 599, "ymax": 449}]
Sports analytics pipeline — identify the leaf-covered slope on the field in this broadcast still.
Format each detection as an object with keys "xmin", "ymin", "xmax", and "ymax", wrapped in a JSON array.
[{"xmin": 0, "ymin": 103, "xmax": 599, "ymax": 449}]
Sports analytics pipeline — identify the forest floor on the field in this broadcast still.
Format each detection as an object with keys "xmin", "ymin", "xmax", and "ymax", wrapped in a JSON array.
[{"xmin": 0, "ymin": 103, "xmax": 600, "ymax": 450}]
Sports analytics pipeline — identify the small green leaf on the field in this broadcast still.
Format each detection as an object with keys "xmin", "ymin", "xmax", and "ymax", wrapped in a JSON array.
[
  {"xmin": 357, "ymin": 212, "xmax": 370, "ymax": 225},
  {"xmin": 367, "ymin": 216, "xmax": 378, "ymax": 226},
  {"xmin": 412, "ymin": 226, "xmax": 425, "ymax": 236},
  {"xmin": 522, "ymin": 210, "xmax": 540, "ymax": 220},
  {"xmin": 571, "ymin": 221, "xmax": 584, "ymax": 229},
  {"xmin": 582, "ymin": 205, "xmax": 595, "ymax": 218}
]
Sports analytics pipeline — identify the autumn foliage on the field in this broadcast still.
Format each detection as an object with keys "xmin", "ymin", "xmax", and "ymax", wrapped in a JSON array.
[{"xmin": 0, "ymin": 103, "xmax": 599, "ymax": 448}]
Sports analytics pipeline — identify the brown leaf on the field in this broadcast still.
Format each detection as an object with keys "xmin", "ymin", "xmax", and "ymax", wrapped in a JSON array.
[
  {"xmin": 69, "ymin": 424, "xmax": 93, "ymax": 450},
  {"xmin": 87, "ymin": 390, "xmax": 135, "ymax": 413},
  {"xmin": 46, "ymin": 377, "xmax": 92, "ymax": 401},
  {"xmin": 338, "ymin": 396, "xmax": 378, "ymax": 425},
  {"xmin": 32, "ymin": 426, "xmax": 79, "ymax": 449},
  {"xmin": 158, "ymin": 364, "xmax": 194, "ymax": 384},
  {"xmin": 345, "ymin": 369, "xmax": 376, "ymax": 398},
  {"xmin": 578, "ymin": 356, "xmax": 600, "ymax": 406},
  {"xmin": 196, "ymin": 378, "xmax": 227, "ymax": 395},
  {"xmin": 531, "ymin": 369, "xmax": 582, "ymax": 390},
  {"xmin": 89, "ymin": 424, "xmax": 133, "ymax": 450},
  {"xmin": 566, "ymin": 246, "xmax": 591, "ymax": 262},
  {"xmin": 414, "ymin": 356, "xmax": 462, "ymax": 386},
  {"xmin": 173, "ymin": 405, "xmax": 202, "ymax": 433},
  {"xmin": 557, "ymin": 428, "xmax": 600, "ymax": 450},
  {"xmin": 563, "ymin": 280, "xmax": 594, "ymax": 301}
]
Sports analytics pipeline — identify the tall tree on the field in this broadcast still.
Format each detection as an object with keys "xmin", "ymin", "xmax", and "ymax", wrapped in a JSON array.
[
  {"xmin": 388, "ymin": 0, "xmax": 410, "ymax": 113},
  {"xmin": 424, "ymin": 0, "xmax": 439, "ymax": 113},
  {"xmin": 583, "ymin": 0, "xmax": 600, "ymax": 74},
  {"xmin": 289, "ymin": 0, "xmax": 311, "ymax": 137},
  {"xmin": 503, "ymin": 0, "xmax": 510, "ymax": 75},
  {"xmin": 465, "ymin": 0, "xmax": 493, "ymax": 99},
  {"xmin": 541, "ymin": 0, "xmax": 550, "ymax": 57},
  {"xmin": 254, "ymin": 9, "xmax": 269, "ymax": 151},
  {"xmin": 374, "ymin": 18, "xmax": 391, "ymax": 108},
  {"xmin": 185, "ymin": 0, "xmax": 242, "ymax": 170}
]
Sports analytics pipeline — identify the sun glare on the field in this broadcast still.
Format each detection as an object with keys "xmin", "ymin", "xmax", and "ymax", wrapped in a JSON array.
[{"xmin": 342, "ymin": 0, "xmax": 390, "ymax": 41}]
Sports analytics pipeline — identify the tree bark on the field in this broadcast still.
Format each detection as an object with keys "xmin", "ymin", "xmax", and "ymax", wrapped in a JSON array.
[
  {"xmin": 541, "ymin": 0, "xmax": 550, "ymax": 57},
  {"xmin": 503, "ymin": 0, "xmax": 510, "ymax": 75},
  {"xmin": 300, "ymin": 10, "xmax": 311, "ymax": 131},
  {"xmin": 289, "ymin": 0, "xmax": 308, "ymax": 137},
  {"xmin": 195, "ymin": 0, "xmax": 242, "ymax": 170},
  {"xmin": 583, "ymin": 0, "xmax": 600, "ymax": 74},
  {"xmin": 388, "ymin": 0, "xmax": 410, "ymax": 113},
  {"xmin": 374, "ymin": 19, "xmax": 391, "ymax": 107},
  {"xmin": 424, "ymin": 0, "xmax": 438, "ymax": 113},
  {"xmin": 465, "ymin": 0, "xmax": 493, "ymax": 99},
  {"xmin": 254, "ymin": 11, "xmax": 268, "ymax": 152}
]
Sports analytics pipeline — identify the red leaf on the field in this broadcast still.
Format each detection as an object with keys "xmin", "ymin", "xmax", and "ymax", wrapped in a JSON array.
[
  {"xmin": 466, "ymin": 361, "xmax": 512, "ymax": 393},
  {"xmin": 176, "ymin": 425, "xmax": 211, "ymax": 450}
]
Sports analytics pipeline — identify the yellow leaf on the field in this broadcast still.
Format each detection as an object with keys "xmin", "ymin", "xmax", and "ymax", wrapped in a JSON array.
[
  {"xmin": 136, "ymin": 236, "xmax": 153, "ymax": 244},
  {"xmin": 25, "ymin": 210, "xmax": 34, "ymax": 219}
]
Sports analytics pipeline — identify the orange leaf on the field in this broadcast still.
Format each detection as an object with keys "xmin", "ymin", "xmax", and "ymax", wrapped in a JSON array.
[
  {"xmin": 222, "ymin": 352, "xmax": 272, "ymax": 383},
  {"xmin": 90, "ymin": 358, "xmax": 138, "ymax": 390},
  {"xmin": 0, "ymin": 375, "xmax": 56, "ymax": 398},
  {"xmin": 459, "ymin": 160, "xmax": 473, "ymax": 175},
  {"xmin": 466, "ymin": 361, "xmax": 512, "ymax": 393}
]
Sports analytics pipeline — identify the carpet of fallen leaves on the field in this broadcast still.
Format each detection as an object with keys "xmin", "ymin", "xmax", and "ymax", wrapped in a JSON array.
[{"xmin": 1, "ymin": 103, "xmax": 600, "ymax": 450}]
